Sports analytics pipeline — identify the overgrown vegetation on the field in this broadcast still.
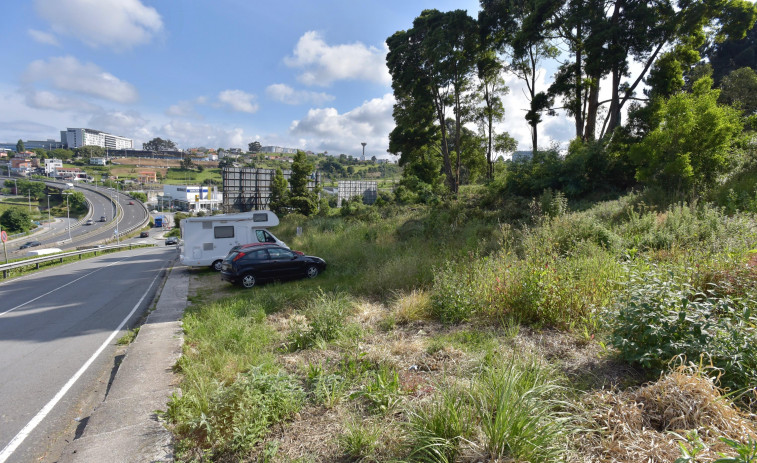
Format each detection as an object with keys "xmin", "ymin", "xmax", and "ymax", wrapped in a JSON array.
[{"xmin": 166, "ymin": 187, "xmax": 757, "ymax": 461}]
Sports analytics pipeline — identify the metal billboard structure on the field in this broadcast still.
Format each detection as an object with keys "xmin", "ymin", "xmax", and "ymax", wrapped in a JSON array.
[
  {"xmin": 222, "ymin": 167, "xmax": 321, "ymax": 213},
  {"xmin": 337, "ymin": 180, "xmax": 377, "ymax": 206}
]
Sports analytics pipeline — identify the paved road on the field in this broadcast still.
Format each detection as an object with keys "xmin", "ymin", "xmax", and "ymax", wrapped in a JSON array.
[
  {"xmin": 5, "ymin": 181, "xmax": 149, "ymax": 258},
  {"xmin": 0, "ymin": 245, "xmax": 176, "ymax": 463}
]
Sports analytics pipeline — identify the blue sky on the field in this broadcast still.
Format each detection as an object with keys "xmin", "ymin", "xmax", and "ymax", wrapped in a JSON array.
[{"xmin": 0, "ymin": 0, "xmax": 575, "ymax": 159}]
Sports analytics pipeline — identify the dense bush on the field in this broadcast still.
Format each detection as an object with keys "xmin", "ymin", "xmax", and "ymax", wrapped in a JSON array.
[{"xmin": 610, "ymin": 265, "xmax": 757, "ymax": 394}]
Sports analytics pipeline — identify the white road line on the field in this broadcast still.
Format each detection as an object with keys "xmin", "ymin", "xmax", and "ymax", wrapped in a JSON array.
[
  {"xmin": 0, "ymin": 249, "xmax": 150, "ymax": 317},
  {"xmin": 0, "ymin": 261, "xmax": 166, "ymax": 463}
]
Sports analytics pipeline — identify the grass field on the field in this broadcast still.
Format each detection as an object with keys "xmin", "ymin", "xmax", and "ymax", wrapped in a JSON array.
[{"xmin": 164, "ymin": 191, "xmax": 757, "ymax": 462}]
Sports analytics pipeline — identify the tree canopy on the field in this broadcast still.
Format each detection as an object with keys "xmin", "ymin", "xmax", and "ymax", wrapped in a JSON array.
[{"xmin": 143, "ymin": 138, "xmax": 177, "ymax": 151}]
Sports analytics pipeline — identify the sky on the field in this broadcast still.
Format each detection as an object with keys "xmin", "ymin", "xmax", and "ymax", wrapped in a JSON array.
[{"xmin": 0, "ymin": 0, "xmax": 576, "ymax": 159}]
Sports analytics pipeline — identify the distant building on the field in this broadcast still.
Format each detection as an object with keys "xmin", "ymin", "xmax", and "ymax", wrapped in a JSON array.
[
  {"xmin": 138, "ymin": 171, "xmax": 157, "ymax": 183},
  {"xmin": 160, "ymin": 184, "xmax": 222, "ymax": 212},
  {"xmin": 63, "ymin": 128, "xmax": 133, "ymax": 150},
  {"xmin": 337, "ymin": 181, "xmax": 378, "ymax": 207},
  {"xmin": 261, "ymin": 145, "xmax": 297, "ymax": 154},
  {"xmin": 89, "ymin": 157, "xmax": 107, "ymax": 165},
  {"xmin": 44, "ymin": 158, "xmax": 63, "ymax": 175},
  {"xmin": 10, "ymin": 158, "xmax": 33, "ymax": 176},
  {"xmin": 54, "ymin": 167, "xmax": 86, "ymax": 180}
]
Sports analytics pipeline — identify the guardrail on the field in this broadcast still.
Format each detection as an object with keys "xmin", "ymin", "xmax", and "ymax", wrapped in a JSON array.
[{"xmin": 0, "ymin": 242, "xmax": 156, "ymax": 279}]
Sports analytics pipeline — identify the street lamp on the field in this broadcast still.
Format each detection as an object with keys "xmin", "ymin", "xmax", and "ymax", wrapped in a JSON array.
[
  {"xmin": 65, "ymin": 192, "xmax": 72, "ymax": 242},
  {"xmin": 47, "ymin": 195, "xmax": 51, "ymax": 229}
]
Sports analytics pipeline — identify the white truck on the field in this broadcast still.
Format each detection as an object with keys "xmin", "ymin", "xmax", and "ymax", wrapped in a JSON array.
[{"xmin": 179, "ymin": 210, "xmax": 287, "ymax": 271}]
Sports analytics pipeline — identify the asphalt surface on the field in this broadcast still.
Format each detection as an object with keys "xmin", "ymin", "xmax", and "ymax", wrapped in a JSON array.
[
  {"xmin": 0, "ymin": 245, "xmax": 175, "ymax": 463},
  {"xmin": 5, "ymin": 181, "xmax": 149, "ymax": 258}
]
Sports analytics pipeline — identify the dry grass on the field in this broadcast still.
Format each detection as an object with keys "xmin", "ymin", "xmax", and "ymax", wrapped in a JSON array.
[
  {"xmin": 574, "ymin": 363, "xmax": 757, "ymax": 463},
  {"xmin": 182, "ymin": 272, "xmax": 757, "ymax": 462}
]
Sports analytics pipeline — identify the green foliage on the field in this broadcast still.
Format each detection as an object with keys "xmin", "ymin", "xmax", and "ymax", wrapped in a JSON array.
[
  {"xmin": 168, "ymin": 367, "xmax": 304, "ymax": 459},
  {"xmin": 289, "ymin": 151, "xmax": 319, "ymax": 216},
  {"xmin": 130, "ymin": 192, "xmax": 147, "ymax": 203},
  {"xmin": 16, "ymin": 139, "xmax": 24, "ymax": 153},
  {"xmin": 0, "ymin": 208, "xmax": 32, "ymax": 233},
  {"xmin": 631, "ymin": 76, "xmax": 745, "ymax": 194},
  {"xmin": 351, "ymin": 365, "xmax": 402, "ymax": 414},
  {"xmin": 143, "ymin": 137, "xmax": 176, "ymax": 151},
  {"xmin": 268, "ymin": 168, "xmax": 289, "ymax": 215},
  {"xmin": 286, "ymin": 292, "xmax": 353, "ymax": 351},
  {"xmin": 338, "ymin": 419, "xmax": 382, "ymax": 460},
  {"xmin": 405, "ymin": 386, "xmax": 476, "ymax": 463},
  {"xmin": 609, "ymin": 265, "xmax": 757, "ymax": 393},
  {"xmin": 471, "ymin": 358, "xmax": 568, "ymax": 462},
  {"xmin": 7, "ymin": 179, "xmax": 46, "ymax": 201},
  {"xmin": 719, "ymin": 67, "xmax": 757, "ymax": 115}
]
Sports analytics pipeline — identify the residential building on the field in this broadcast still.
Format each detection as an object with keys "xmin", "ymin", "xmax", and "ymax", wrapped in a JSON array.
[
  {"xmin": 10, "ymin": 158, "xmax": 33, "ymax": 176},
  {"xmin": 54, "ymin": 167, "xmax": 87, "ymax": 180},
  {"xmin": 44, "ymin": 158, "xmax": 63, "ymax": 175},
  {"xmin": 261, "ymin": 145, "xmax": 297, "ymax": 154},
  {"xmin": 89, "ymin": 157, "xmax": 108, "ymax": 165},
  {"xmin": 138, "ymin": 171, "xmax": 157, "ymax": 183}
]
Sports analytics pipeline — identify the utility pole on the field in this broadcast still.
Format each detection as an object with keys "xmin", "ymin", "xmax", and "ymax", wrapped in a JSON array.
[{"xmin": 47, "ymin": 195, "xmax": 51, "ymax": 229}]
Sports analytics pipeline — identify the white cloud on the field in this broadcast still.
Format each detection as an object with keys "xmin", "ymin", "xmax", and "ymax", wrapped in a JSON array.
[
  {"xmin": 24, "ymin": 56, "xmax": 138, "ymax": 103},
  {"xmin": 290, "ymin": 93, "xmax": 395, "ymax": 157},
  {"xmin": 28, "ymin": 29, "xmax": 59, "ymax": 46},
  {"xmin": 89, "ymin": 111, "xmax": 147, "ymax": 135},
  {"xmin": 23, "ymin": 89, "xmax": 100, "ymax": 112},
  {"xmin": 217, "ymin": 90, "xmax": 258, "ymax": 113},
  {"xmin": 284, "ymin": 31, "xmax": 391, "ymax": 87},
  {"xmin": 34, "ymin": 0, "xmax": 162, "ymax": 50},
  {"xmin": 165, "ymin": 97, "xmax": 207, "ymax": 119},
  {"xmin": 266, "ymin": 83, "xmax": 334, "ymax": 105},
  {"xmin": 159, "ymin": 120, "xmax": 247, "ymax": 149}
]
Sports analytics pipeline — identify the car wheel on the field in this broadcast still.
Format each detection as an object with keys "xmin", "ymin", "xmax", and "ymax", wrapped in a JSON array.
[
  {"xmin": 241, "ymin": 274, "xmax": 256, "ymax": 288},
  {"xmin": 211, "ymin": 260, "xmax": 223, "ymax": 271},
  {"xmin": 306, "ymin": 265, "xmax": 319, "ymax": 279}
]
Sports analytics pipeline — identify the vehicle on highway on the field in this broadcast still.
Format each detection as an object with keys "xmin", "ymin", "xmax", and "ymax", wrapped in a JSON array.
[
  {"xmin": 140, "ymin": 231, "xmax": 149, "ymax": 238},
  {"xmin": 179, "ymin": 210, "xmax": 287, "ymax": 271},
  {"xmin": 220, "ymin": 243, "xmax": 325, "ymax": 288},
  {"xmin": 85, "ymin": 219, "xmax": 94, "ymax": 225},
  {"xmin": 165, "ymin": 236, "xmax": 178, "ymax": 245},
  {"xmin": 99, "ymin": 215, "xmax": 107, "ymax": 222},
  {"xmin": 19, "ymin": 241, "xmax": 42, "ymax": 249},
  {"xmin": 128, "ymin": 201, "xmax": 135, "ymax": 205}
]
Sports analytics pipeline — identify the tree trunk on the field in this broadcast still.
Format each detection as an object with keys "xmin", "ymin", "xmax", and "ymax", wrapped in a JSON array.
[
  {"xmin": 583, "ymin": 79, "xmax": 599, "ymax": 140},
  {"xmin": 574, "ymin": 23, "xmax": 584, "ymax": 139}
]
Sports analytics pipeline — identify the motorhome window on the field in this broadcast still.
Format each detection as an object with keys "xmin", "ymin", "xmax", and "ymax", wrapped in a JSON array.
[
  {"xmin": 202, "ymin": 222, "xmax": 212, "ymax": 229},
  {"xmin": 263, "ymin": 230, "xmax": 275, "ymax": 243},
  {"xmin": 252, "ymin": 213, "xmax": 268, "ymax": 222},
  {"xmin": 214, "ymin": 226, "xmax": 234, "ymax": 238}
]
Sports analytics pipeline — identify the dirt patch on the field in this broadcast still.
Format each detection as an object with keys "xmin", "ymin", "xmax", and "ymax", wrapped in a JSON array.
[{"xmin": 186, "ymin": 267, "xmax": 239, "ymax": 306}]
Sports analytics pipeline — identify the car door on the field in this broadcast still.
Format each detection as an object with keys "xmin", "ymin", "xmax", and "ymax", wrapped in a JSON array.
[
  {"xmin": 266, "ymin": 247, "xmax": 298, "ymax": 278},
  {"xmin": 239, "ymin": 248, "xmax": 272, "ymax": 279}
]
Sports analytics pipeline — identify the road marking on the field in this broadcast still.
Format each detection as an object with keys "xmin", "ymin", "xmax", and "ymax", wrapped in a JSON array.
[
  {"xmin": 0, "ymin": 261, "xmax": 167, "ymax": 463},
  {"xmin": 0, "ymin": 249, "xmax": 151, "ymax": 316}
]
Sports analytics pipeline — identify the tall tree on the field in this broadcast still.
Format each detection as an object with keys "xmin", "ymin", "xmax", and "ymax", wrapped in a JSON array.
[
  {"xmin": 480, "ymin": 0, "xmax": 560, "ymax": 153},
  {"xmin": 387, "ymin": 9, "xmax": 478, "ymax": 193},
  {"xmin": 143, "ymin": 138, "xmax": 177, "ymax": 151},
  {"xmin": 268, "ymin": 168, "xmax": 289, "ymax": 215},
  {"xmin": 16, "ymin": 139, "xmax": 24, "ymax": 153},
  {"xmin": 718, "ymin": 67, "xmax": 757, "ymax": 115},
  {"xmin": 289, "ymin": 151, "xmax": 318, "ymax": 216},
  {"xmin": 248, "ymin": 141, "xmax": 262, "ymax": 153}
]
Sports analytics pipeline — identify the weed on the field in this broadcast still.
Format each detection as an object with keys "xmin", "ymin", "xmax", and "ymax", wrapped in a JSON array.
[{"xmin": 116, "ymin": 327, "xmax": 139, "ymax": 345}]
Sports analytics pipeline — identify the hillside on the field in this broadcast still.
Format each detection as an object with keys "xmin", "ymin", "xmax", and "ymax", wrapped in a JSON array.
[{"xmin": 165, "ymin": 191, "xmax": 757, "ymax": 462}]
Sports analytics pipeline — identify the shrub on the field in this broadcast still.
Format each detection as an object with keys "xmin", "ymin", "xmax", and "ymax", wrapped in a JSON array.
[
  {"xmin": 609, "ymin": 265, "xmax": 757, "ymax": 393},
  {"xmin": 168, "ymin": 368, "xmax": 305, "ymax": 459}
]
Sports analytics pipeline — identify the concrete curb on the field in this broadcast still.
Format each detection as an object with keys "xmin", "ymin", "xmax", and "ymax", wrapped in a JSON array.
[{"xmin": 58, "ymin": 263, "xmax": 188, "ymax": 463}]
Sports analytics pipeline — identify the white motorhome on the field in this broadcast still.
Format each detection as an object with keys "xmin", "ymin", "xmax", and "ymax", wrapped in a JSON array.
[{"xmin": 179, "ymin": 210, "xmax": 287, "ymax": 270}]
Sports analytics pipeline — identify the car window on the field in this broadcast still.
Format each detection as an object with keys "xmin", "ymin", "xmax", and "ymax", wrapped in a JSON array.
[
  {"xmin": 262, "ymin": 230, "xmax": 276, "ymax": 243},
  {"xmin": 268, "ymin": 248, "xmax": 294, "ymax": 259},
  {"xmin": 246, "ymin": 249, "xmax": 269, "ymax": 261}
]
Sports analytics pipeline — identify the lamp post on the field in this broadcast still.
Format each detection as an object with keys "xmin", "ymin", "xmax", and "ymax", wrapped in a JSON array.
[
  {"xmin": 28, "ymin": 190, "xmax": 31, "ymax": 214},
  {"xmin": 65, "ymin": 192, "xmax": 72, "ymax": 242},
  {"xmin": 47, "ymin": 195, "xmax": 51, "ymax": 229}
]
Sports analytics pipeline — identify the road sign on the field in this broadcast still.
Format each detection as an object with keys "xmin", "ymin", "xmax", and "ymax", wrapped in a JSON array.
[{"xmin": 0, "ymin": 230, "xmax": 6, "ymax": 243}]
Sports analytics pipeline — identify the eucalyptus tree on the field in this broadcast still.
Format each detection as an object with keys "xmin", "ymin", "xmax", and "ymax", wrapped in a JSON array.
[
  {"xmin": 387, "ymin": 9, "xmax": 478, "ymax": 193},
  {"xmin": 480, "ymin": 0, "xmax": 560, "ymax": 154}
]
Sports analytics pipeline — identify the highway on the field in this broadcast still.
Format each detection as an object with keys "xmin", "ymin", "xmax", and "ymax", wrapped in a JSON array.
[
  {"xmin": 0, "ymin": 245, "xmax": 176, "ymax": 463},
  {"xmin": 5, "ymin": 181, "xmax": 149, "ymax": 258}
]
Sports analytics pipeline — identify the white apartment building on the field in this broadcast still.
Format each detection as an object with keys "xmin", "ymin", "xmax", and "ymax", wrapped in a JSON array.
[
  {"xmin": 44, "ymin": 158, "xmax": 63, "ymax": 175},
  {"xmin": 63, "ymin": 128, "xmax": 133, "ymax": 150},
  {"xmin": 90, "ymin": 157, "xmax": 107, "ymax": 165}
]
